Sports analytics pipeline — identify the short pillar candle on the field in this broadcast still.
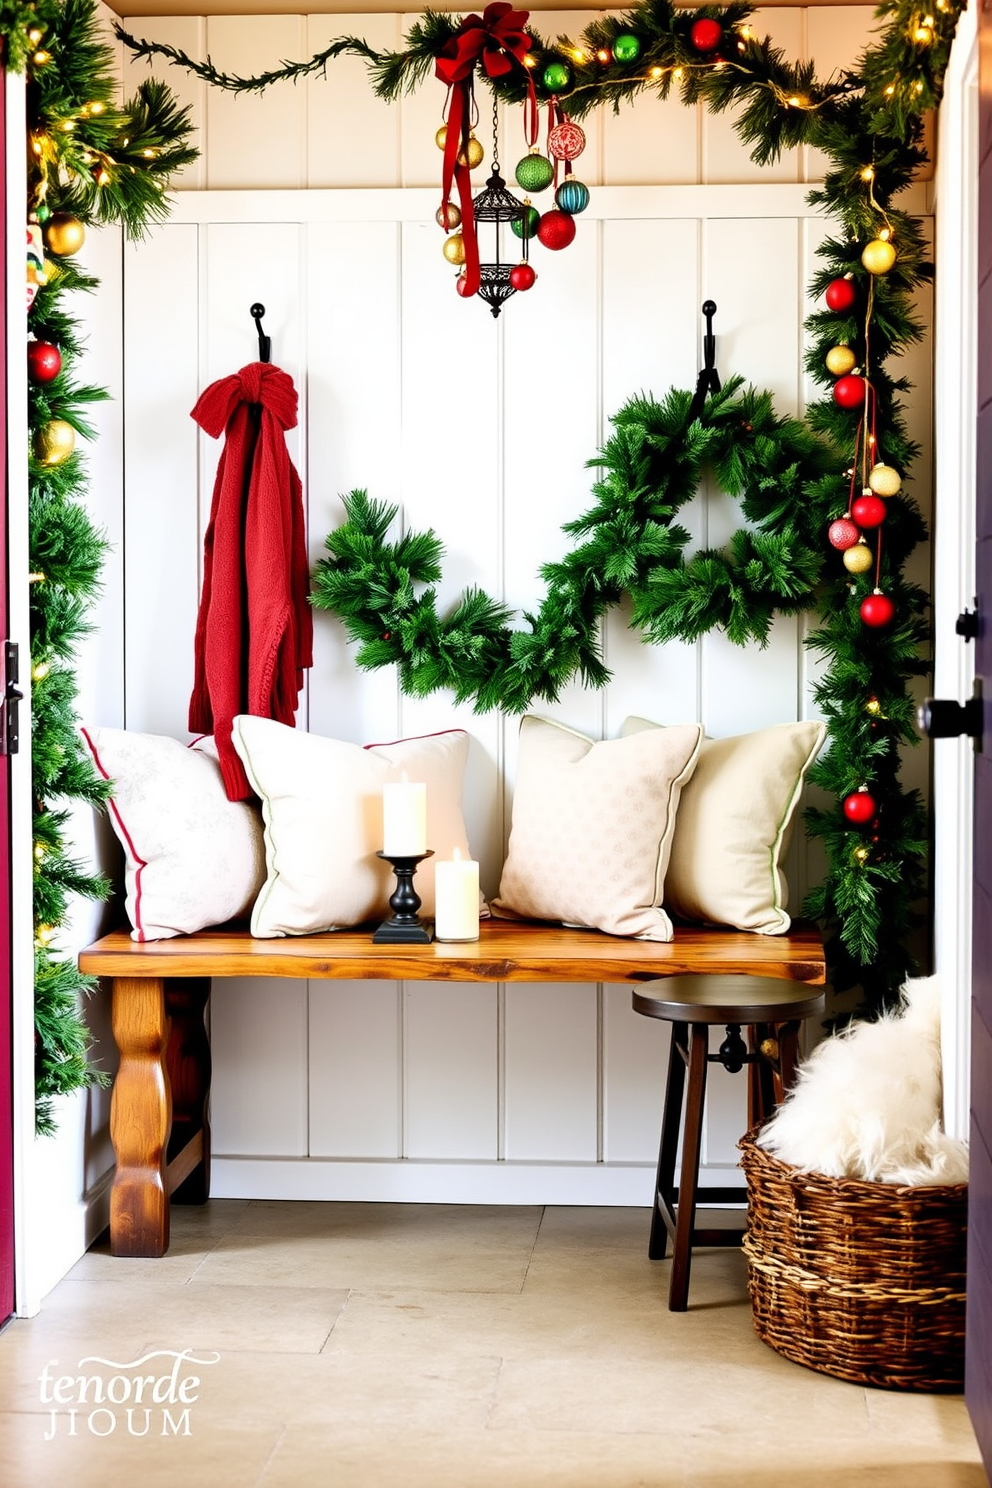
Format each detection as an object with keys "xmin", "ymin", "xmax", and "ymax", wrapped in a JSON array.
[
  {"xmin": 434, "ymin": 849, "xmax": 480, "ymax": 942},
  {"xmin": 382, "ymin": 780, "xmax": 427, "ymax": 856}
]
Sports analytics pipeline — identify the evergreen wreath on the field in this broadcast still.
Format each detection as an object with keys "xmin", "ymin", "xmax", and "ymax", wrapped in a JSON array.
[{"xmin": 3, "ymin": 0, "xmax": 198, "ymax": 1131}]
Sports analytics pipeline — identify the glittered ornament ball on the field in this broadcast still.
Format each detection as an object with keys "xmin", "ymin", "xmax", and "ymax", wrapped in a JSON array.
[
  {"xmin": 860, "ymin": 591, "xmax": 895, "ymax": 628},
  {"xmin": 868, "ymin": 463, "xmax": 902, "ymax": 497},
  {"xmin": 542, "ymin": 60, "xmax": 572, "ymax": 93},
  {"xmin": 33, "ymin": 418, "xmax": 75, "ymax": 466},
  {"xmin": 515, "ymin": 152, "xmax": 555, "ymax": 193},
  {"xmin": 828, "ymin": 517, "xmax": 860, "ymax": 551},
  {"xmin": 436, "ymin": 201, "xmax": 462, "ymax": 230},
  {"xmin": 27, "ymin": 340, "xmax": 61, "ymax": 384},
  {"xmin": 548, "ymin": 120, "xmax": 586, "ymax": 162},
  {"xmin": 442, "ymin": 233, "xmax": 466, "ymax": 265},
  {"xmin": 537, "ymin": 209, "xmax": 577, "ymax": 251},
  {"xmin": 511, "ymin": 204, "xmax": 541, "ymax": 240},
  {"xmin": 509, "ymin": 262, "xmax": 537, "ymax": 291},
  {"xmin": 825, "ymin": 345, "xmax": 856, "ymax": 376},
  {"xmin": 861, "ymin": 238, "xmax": 897, "ymax": 275},
  {"xmin": 555, "ymin": 179, "xmax": 590, "ymax": 215},
  {"xmin": 43, "ymin": 213, "xmax": 85, "ymax": 257},
  {"xmin": 435, "ymin": 125, "xmax": 448, "ymax": 150},
  {"xmin": 612, "ymin": 33, "xmax": 642, "ymax": 63},
  {"xmin": 458, "ymin": 136, "xmax": 485, "ymax": 169},
  {"xmin": 690, "ymin": 17, "xmax": 722, "ymax": 52},
  {"xmin": 843, "ymin": 540, "xmax": 874, "ymax": 574},
  {"xmin": 843, "ymin": 789, "xmax": 877, "ymax": 825},
  {"xmin": 455, "ymin": 271, "xmax": 474, "ymax": 298},
  {"xmin": 833, "ymin": 373, "xmax": 867, "ymax": 409},
  {"xmin": 825, "ymin": 277, "xmax": 857, "ymax": 313}
]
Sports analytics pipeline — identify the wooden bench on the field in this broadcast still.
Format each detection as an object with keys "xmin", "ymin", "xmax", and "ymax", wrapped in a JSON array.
[{"xmin": 78, "ymin": 920, "xmax": 826, "ymax": 1259}]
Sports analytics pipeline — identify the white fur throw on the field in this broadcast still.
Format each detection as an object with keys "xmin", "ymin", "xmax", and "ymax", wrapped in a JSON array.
[{"xmin": 756, "ymin": 975, "xmax": 969, "ymax": 1186}]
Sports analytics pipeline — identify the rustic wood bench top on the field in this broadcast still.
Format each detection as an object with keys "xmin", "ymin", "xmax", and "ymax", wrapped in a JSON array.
[
  {"xmin": 79, "ymin": 918, "xmax": 827, "ymax": 984},
  {"xmin": 78, "ymin": 920, "xmax": 825, "ymax": 1260}
]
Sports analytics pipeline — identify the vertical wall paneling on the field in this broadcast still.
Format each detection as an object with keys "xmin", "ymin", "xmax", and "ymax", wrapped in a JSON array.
[
  {"xmin": 211, "ymin": 978, "xmax": 309, "ymax": 1156},
  {"xmin": 403, "ymin": 983, "xmax": 499, "ymax": 1158},
  {"xmin": 702, "ymin": 10, "xmax": 803, "ymax": 186},
  {"xmin": 602, "ymin": 984, "xmax": 669, "ymax": 1165},
  {"xmin": 503, "ymin": 982, "xmax": 598, "ymax": 1161},
  {"xmin": 123, "ymin": 224, "xmax": 201, "ymax": 734},
  {"xmin": 307, "ymin": 15, "xmax": 402, "ymax": 188},
  {"xmin": 309, "ymin": 981, "xmax": 401, "ymax": 1158},
  {"xmin": 204, "ymin": 17, "xmax": 308, "ymax": 190}
]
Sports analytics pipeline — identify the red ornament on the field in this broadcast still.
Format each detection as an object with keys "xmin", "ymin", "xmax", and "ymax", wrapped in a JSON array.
[
  {"xmin": 833, "ymin": 374, "xmax": 867, "ymax": 409},
  {"xmin": 509, "ymin": 262, "xmax": 537, "ymax": 291},
  {"xmin": 690, "ymin": 17, "xmax": 722, "ymax": 52},
  {"xmin": 537, "ymin": 210, "xmax": 577, "ymax": 251},
  {"xmin": 455, "ymin": 272, "xmax": 474, "ymax": 298},
  {"xmin": 843, "ymin": 789, "xmax": 877, "ymax": 824},
  {"xmin": 548, "ymin": 120, "xmax": 586, "ymax": 162},
  {"xmin": 860, "ymin": 591, "xmax": 895, "ymax": 627},
  {"xmin": 27, "ymin": 339, "xmax": 61, "ymax": 384},
  {"xmin": 825, "ymin": 277, "xmax": 857, "ymax": 313},
  {"xmin": 828, "ymin": 517, "xmax": 860, "ymax": 551},
  {"xmin": 851, "ymin": 494, "xmax": 886, "ymax": 529}
]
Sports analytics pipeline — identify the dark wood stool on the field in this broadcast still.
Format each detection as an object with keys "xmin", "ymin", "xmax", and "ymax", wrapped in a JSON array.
[{"xmin": 632, "ymin": 974, "xmax": 826, "ymax": 1311}]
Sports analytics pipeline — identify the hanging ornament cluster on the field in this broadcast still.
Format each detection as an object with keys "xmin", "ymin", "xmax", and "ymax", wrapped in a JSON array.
[
  {"xmin": 513, "ymin": 98, "xmax": 588, "ymax": 261},
  {"xmin": 821, "ymin": 181, "xmax": 904, "ymax": 632}
]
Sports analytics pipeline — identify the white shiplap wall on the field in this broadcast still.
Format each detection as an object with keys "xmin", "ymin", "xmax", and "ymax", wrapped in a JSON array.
[{"xmin": 102, "ymin": 6, "xmax": 932, "ymax": 1203}]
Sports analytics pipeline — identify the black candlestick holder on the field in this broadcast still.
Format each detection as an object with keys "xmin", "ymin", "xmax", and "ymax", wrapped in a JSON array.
[{"xmin": 372, "ymin": 850, "xmax": 435, "ymax": 944}]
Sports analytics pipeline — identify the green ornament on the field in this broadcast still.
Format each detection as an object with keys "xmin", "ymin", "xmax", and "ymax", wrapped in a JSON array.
[
  {"xmin": 515, "ymin": 152, "xmax": 555, "ymax": 193},
  {"xmin": 36, "ymin": 202, "xmax": 52, "ymax": 224},
  {"xmin": 612, "ymin": 34, "xmax": 642, "ymax": 64},
  {"xmin": 542, "ymin": 60, "xmax": 572, "ymax": 93},
  {"xmin": 511, "ymin": 203, "xmax": 541, "ymax": 240}
]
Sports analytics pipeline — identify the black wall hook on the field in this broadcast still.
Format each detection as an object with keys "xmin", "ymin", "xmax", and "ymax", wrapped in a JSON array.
[
  {"xmin": 687, "ymin": 299, "xmax": 720, "ymax": 423},
  {"xmin": 250, "ymin": 303, "xmax": 271, "ymax": 364}
]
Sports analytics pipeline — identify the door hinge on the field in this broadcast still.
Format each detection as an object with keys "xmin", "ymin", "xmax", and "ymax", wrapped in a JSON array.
[{"xmin": 2, "ymin": 641, "xmax": 23, "ymax": 755}]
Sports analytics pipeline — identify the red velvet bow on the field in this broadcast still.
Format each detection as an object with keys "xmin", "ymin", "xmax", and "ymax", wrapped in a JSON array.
[{"xmin": 435, "ymin": 4, "xmax": 533, "ymax": 299}]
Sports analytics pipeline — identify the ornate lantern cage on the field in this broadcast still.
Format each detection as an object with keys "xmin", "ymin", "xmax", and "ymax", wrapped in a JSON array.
[{"xmin": 471, "ymin": 166, "xmax": 528, "ymax": 317}]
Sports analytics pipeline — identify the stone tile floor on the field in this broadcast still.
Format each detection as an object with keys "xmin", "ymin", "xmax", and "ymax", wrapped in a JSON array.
[{"xmin": 0, "ymin": 1200, "xmax": 984, "ymax": 1487}]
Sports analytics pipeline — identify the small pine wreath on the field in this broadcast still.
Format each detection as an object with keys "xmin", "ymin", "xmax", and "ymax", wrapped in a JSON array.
[{"xmin": 312, "ymin": 376, "xmax": 847, "ymax": 711}]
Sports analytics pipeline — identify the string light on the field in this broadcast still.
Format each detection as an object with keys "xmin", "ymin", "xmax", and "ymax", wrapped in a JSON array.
[
  {"xmin": 32, "ymin": 661, "xmax": 50, "ymax": 682},
  {"xmin": 27, "ymin": 27, "xmax": 43, "ymax": 43},
  {"xmin": 596, "ymin": 48, "xmax": 610, "ymax": 63},
  {"xmin": 672, "ymin": 67, "xmax": 684, "ymax": 81},
  {"xmin": 650, "ymin": 66, "xmax": 663, "ymax": 78},
  {"xmin": 571, "ymin": 48, "xmax": 586, "ymax": 63},
  {"xmin": 33, "ymin": 50, "xmax": 50, "ymax": 65},
  {"xmin": 523, "ymin": 54, "xmax": 536, "ymax": 69},
  {"xmin": 861, "ymin": 166, "xmax": 874, "ymax": 181}
]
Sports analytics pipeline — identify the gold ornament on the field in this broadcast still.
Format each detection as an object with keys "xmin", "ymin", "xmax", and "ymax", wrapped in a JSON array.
[
  {"xmin": 442, "ymin": 233, "xmax": 466, "ymax": 265},
  {"xmin": 34, "ymin": 418, "xmax": 75, "ymax": 465},
  {"xmin": 825, "ymin": 345, "xmax": 857, "ymax": 376},
  {"xmin": 435, "ymin": 125, "xmax": 448, "ymax": 151},
  {"xmin": 843, "ymin": 539, "xmax": 873, "ymax": 574},
  {"xmin": 436, "ymin": 202, "xmax": 462, "ymax": 230},
  {"xmin": 868, "ymin": 463, "xmax": 902, "ymax": 497},
  {"xmin": 43, "ymin": 213, "xmax": 85, "ymax": 257},
  {"xmin": 861, "ymin": 238, "xmax": 896, "ymax": 275},
  {"xmin": 458, "ymin": 136, "xmax": 485, "ymax": 169}
]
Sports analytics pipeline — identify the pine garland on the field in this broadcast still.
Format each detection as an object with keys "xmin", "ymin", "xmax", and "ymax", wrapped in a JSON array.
[{"xmin": 7, "ymin": 0, "xmax": 199, "ymax": 1131}]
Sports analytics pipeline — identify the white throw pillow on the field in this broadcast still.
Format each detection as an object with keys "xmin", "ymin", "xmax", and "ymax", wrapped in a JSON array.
[
  {"xmin": 80, "ymin": 726, "xmax": 266, "ymax": 942},
  {"xmin": 491, "ymin": 715, "xmax": 703, "ymax": 941},
  {"xmin": 231, "ymin": 716, "xmax": 480, "ymax": 937},
  {"xmin": 622, "ymin": 716, "xmax": 826, "ymax": 934}
]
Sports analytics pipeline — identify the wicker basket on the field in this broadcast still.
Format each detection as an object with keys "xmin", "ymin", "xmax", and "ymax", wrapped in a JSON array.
[{"xmin": 738, "ymin": 1129, "xmax": 968, "ymax": 1391}]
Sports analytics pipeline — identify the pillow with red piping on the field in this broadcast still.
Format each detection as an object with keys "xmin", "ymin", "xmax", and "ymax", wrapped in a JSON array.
[{"xmin": 80, "ymin": 725, "xmax": 266, "ymax": 941}]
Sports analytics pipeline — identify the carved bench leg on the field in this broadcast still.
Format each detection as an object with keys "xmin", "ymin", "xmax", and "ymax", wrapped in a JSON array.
[
  {"xmin": 110, "ymin": 977, "xmax": 171, "ymax": 1258},
  {"xmin": 166, "ymin": 978, "xmax": 212, "ymax": 1205}
]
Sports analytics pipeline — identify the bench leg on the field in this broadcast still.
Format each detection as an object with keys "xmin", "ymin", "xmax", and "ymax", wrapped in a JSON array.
[
  {"xmin": 110, "ymin": 976, "xmax": 171, "ymax": 1258},
  {"xmin": 166, "ymin": 978, "xmax": 212, "ymax": 1205}
]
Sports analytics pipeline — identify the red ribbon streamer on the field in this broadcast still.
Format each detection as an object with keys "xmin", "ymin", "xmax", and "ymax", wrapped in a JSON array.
[{"xmin": 435, "ymin": 3, "xmax": 534, "ymax": 297}]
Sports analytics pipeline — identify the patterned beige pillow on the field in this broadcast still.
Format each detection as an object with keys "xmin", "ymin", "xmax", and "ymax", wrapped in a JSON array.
[
  {"xmin": 622, "ymin": 717, "xmax": 827, "ymax": 934},
  {"xmin": 491, "ymin": 716, "xmax": 703, "ymax": 941}
]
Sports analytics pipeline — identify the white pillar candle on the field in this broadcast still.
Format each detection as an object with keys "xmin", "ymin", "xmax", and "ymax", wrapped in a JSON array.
[
  {"xmin": 382, "ymin": 780, "xmax": 427, "ymax": 856},
  {"xmin": 434, "ymin": 849, "xmax": 480, "ymax": 942}
]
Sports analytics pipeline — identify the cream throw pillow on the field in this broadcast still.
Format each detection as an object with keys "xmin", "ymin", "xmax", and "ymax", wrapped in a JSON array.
[
  {"xmin": 231, "ymin": 716, "xmax": 479, "ymax": 937},
  {"xmin": 81, "ymin": 726, "xmax": 266, "ymax": 941},
  {"xmin": 491, "ymin": 716, "xmax": 703, "ymax": 941},
  {"xmin": 622, "ymin": 716, "xmax": 827, "ymax": 934}
]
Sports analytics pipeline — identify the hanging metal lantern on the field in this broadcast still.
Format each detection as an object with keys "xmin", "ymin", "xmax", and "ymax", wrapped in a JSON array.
[{"xmin": 471, "ymin": 167, "xmax": 527, "ymax": 317}]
